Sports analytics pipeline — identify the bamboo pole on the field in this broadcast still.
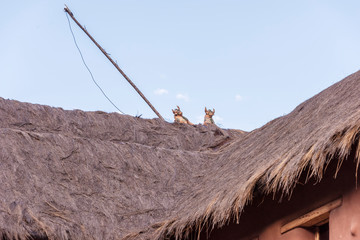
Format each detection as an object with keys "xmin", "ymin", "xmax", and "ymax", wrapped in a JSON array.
[
  {"xmin": 64, "ymin": 5, "xmax": 164, "ymax": 121},
  {"xmin": 315, "ymin": 227, "xmax": 320, "ymax": 240}
]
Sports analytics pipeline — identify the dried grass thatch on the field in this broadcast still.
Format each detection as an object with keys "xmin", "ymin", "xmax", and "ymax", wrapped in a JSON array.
[
  {"xmin": 1, "ymin": 70, "xmax": 360, "ymax": 240},
  {"xmin": 0, "ymin": 96, "xmax": 243, "ymax": 240}
]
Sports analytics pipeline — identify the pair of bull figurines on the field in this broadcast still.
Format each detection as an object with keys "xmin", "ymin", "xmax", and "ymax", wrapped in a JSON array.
[{"xmin": 172, "ymin": 106, "xmax": 215, "ymax": 126}]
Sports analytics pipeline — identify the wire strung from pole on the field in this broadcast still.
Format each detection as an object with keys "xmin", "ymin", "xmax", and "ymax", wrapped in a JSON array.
[
  {"xmin": 65, "ymin": 13, "xmax": 124, "ymax": 114},
  {"xmin": 64, "ymin": 5, "xmax": 164, "ymax": 121}
]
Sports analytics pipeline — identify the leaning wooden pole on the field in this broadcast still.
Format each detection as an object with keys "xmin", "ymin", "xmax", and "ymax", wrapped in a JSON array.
[{"xmin": 64, "ymin": 5, "xmax": 164, "ymax": 121}]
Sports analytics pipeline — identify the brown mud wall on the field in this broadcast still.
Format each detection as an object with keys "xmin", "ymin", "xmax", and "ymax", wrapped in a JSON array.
[{"xmin": 329, "ymin": 185, "xmax": 360, "ymax": 240}]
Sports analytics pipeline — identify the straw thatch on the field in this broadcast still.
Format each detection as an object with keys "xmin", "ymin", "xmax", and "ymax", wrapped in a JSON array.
[
  {"xmin": 0, "ymin": 96, "xmax": 243, "ymax": 240},
  {"xmin": 1, "ymin": 70, "xmax": 360, "ymax": 240}
]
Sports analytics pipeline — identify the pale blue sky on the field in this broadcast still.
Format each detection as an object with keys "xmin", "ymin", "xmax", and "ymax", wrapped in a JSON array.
[{"xmin": 1, "ymin": 1, "xmax": 360, "ymax": 131}]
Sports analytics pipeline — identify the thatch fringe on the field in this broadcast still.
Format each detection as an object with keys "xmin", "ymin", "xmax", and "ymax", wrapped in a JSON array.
[
  {"xmin": 123, "ymin": 70, "xmax": 360, "ymax": 239},
  {"xmin": 143, "ymin": 123, "xmax": 360, "ymax": 240}
]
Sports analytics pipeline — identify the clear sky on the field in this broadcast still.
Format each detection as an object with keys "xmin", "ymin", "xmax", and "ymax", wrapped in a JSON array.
[{"xmin": 1, "ymin": 1, "xmax": 360, "ymax": 131}]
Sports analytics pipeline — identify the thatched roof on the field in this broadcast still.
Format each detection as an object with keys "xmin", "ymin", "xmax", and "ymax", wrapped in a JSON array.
[{"xmin": 1, "ymin": 70, "xmax": 360, "ymax": 240}]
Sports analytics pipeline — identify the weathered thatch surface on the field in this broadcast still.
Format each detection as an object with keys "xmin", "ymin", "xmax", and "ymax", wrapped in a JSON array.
[
  {"xmin": 0, "ymin": 97, "xmax": 244, "ymax": 240},
  {"xmin": 1, "ymin": 70, "xmax": 360, "ymax": 240}
]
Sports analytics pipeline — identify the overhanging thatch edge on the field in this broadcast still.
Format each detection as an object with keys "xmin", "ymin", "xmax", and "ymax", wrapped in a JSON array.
[{"xmin": 123, "ymin": 121, "xmax": 360, "ymax": 240}]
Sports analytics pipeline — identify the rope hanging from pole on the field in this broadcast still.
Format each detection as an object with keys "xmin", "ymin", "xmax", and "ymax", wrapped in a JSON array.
[{"xmin": 64, "ymin": 5, "xmax": 164, "ymax": 121}]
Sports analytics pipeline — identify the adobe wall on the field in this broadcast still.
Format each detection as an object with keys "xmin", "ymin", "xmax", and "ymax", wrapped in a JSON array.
[
  {"xmin": 261, "ymin": 226, "xmax": 315, "ymax": 240},
  {"xmin": 199, "ymin": 158, "xmax": 359, "ymax": 240},
  {"xmin": 329, "ymin": 187, "xmax": 360, "ymax": 240}
]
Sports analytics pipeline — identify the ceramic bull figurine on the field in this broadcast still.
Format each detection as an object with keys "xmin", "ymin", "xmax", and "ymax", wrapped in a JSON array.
[
  {"xmin": 172, "ymin": 106, "xmax": 193, "ymax": 125},
  {"xmin": 204, "ymin": 107, "xmax": 215, "ymax": 125}
]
